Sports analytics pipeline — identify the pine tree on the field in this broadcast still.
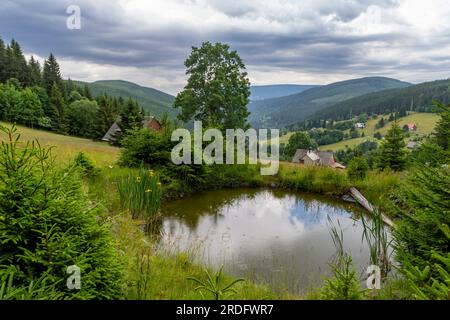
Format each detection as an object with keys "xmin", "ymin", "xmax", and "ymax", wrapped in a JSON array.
[
  {"xmin": 49, "ymin": 83, "xmax": 66, "ymax": 132},
  {"xmin": 119, "ymin": 98, "xmax": 144, "ymax": 132},
  {"xmin": 0, "ymin": 37, "xmax": 6, "ymax": 83},
  {"xmin": 28, "ymin": 56, "xmax": 42, "ymax": 86},
  {"xmin": 43, "ymin": 53, "xmax": 63, "ymax": 94},
  {"xmin": 377, "ymin": 121, "xmax": 407, "ymax": 171},
  {"xmin": 4, "ymin": 39, "xmax": 29, "ymax": 86},
  {"xmin": 82, "ymin": 84, "xmax": 93, "ymax": 100},
  {"xmin": 433, "ymin": 101, "xmax": 450, "ymax": 151}
]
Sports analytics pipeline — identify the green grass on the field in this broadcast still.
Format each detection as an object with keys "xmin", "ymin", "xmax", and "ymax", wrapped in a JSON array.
[
  {"xmin": 278, "ymin": 112, "xmax": 439, "ymax": 152},
  {"xmin": 2, "ymin": 124, "xmax": 406, "ymax": 299},
  {"xmin": 0, "ymin": 123, "xmax": 120, "ymax": 166}
]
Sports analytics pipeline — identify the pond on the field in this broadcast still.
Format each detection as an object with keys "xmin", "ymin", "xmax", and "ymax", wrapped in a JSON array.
[{"xmin": 159, "ymin": 188, "xmax": 375, "ymax": 293}]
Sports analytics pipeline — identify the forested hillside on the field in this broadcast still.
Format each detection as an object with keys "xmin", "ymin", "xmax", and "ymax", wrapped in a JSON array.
[
  {"xmin": 250, "ymin": 84, "xmax": 320, "ymax": 100},
  {"xmin": 75, "ymin": 80, "xmax": 177, "ymax": 118},
  {"xmin": 308, "ymin": 78, "xmax": 450, "ymax": 121},
  {"xmin": 249, "ymin": 77, "xmax": 410, "ymax": 128},
  {"xmin": 0, "ymin": 37, "xmax": 155, "ymax": 141}
]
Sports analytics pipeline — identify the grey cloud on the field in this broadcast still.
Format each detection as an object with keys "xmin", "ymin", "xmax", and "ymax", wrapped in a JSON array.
[{"xmin": 0, "ymin": 0, "xmax": 449, "ymax": 93}]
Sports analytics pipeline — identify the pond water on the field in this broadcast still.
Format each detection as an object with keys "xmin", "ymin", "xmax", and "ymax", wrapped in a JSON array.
[{"xmin": 159, "ymin": 188, "xmax": 374, "ymax": 293}]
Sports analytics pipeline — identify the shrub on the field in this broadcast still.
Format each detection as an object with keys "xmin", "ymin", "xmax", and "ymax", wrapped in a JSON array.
[
  {"xmin": 347, "ymin": 157, "xmax": 369, "ymax": 180},
  {"xmin": 0, "ymin": 125, "xmax": 123, "ymax": 299},
  {"xmin": 73, "ymin": 152, "xmax": 100, "ymax": 177},
  {"xmin": 320, "ymin": 254, "xmax": 362, "ymax": 300},
  {"xmin": 393, "ymin": 165, "xmax": 450, "ymax": 299}
]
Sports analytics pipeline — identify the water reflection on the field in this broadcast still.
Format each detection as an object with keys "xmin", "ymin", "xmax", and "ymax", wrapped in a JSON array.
[{"xmin": 159, "ymin": 188, "xmax": 372, "ymax": 293}]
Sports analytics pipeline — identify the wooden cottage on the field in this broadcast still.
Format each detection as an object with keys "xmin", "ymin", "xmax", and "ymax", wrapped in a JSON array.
[
  {"xmin": 102, "ymin": 116, "xmax": 162, "ymax": 143},
  {"xmin": 292, "ymin": 149, "xmax": 346, "ymax": 169}
]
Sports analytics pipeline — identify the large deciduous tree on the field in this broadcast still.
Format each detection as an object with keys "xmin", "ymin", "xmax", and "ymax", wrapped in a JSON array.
[{"xmin": 174, "ymin": 42, "xmax": 250, "ymax": 130}]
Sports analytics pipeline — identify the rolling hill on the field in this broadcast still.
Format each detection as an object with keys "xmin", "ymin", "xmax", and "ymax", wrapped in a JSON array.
[
  {"xmin": 317, "ymin": 112, "xmax": 439, "ymax": 152},
  {"xmin": 74, "ymin": 80, "xmax": 178, "ymax": 118},
  {"xmin": 308, "ymin": 78, "xmax": 450, "ymax": 122},
  {"xmin": 250, "ymin": 84, "xmax": 320, "ymax": 101},
  {"xmin": 248, "ymin": 77, "xmax": 411, "ymax": 128}
]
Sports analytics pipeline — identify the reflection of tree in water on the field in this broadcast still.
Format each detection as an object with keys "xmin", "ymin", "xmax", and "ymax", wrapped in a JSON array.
[{"xmin": 161, "ymin": 188, "xmax": 261, "ymax": 229}]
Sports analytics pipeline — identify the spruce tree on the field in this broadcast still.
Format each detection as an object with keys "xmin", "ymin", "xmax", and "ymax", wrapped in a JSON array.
[
  {"xmin": 0, "ymin": 37, "xmax": 6, "ymax": 83},
  {"xmin": 28, "ymin": 56, "xmax": 42, "ymax": 86},
  {"xmin": 49, "ymin": 83, "xmax": 66, "ymax": 133},
  {"xmin": 119, "ymin": 98, "xmax": 144, "ymax": 132},
  {"xmin": 433, "ymin": 101, "xmax": 450, "ymax": 151},
  {"xmin": 43, "ymin": 53, "xmax": 63, "ymax": 94},
  {"xmin": 377, "ymin": 121, "xmax": 407, "ymax": 171},
  {"xmin": 82, "ymin": 84, "xmax": 93, "ymax": 100},
  {"xmin": 4, "ymin": 39, "xmax": 29, "ymax": 86}
]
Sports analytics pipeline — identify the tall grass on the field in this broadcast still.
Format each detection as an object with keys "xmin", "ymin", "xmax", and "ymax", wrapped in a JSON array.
[
  {"xmin": 118, "ymin": 167, "xmax": 163, "ymax": 221},
  {"xmin": 360, "ymin": 209, "xmax": 393, "ymax": 280}
]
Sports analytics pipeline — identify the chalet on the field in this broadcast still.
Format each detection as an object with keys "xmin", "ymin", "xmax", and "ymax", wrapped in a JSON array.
[
  {"xmin": 292, "ymin": 149, "xmax": 346, "ymax": 169},
  {"xmin": 102, "ymin": 116, "xmax": 162, "ymax": 142},
  {"xmin": 407, "ymin": 123, "xmax": 417, "ymax": 131},
  {"xmin": 355, "ymin": 122, "xmax": 366, "ymax": 129}
]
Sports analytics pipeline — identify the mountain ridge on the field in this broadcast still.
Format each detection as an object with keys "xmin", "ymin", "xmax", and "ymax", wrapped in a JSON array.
[{"xmin": 248, "ymin": 77, "xmax": 411, "ymax": 128}]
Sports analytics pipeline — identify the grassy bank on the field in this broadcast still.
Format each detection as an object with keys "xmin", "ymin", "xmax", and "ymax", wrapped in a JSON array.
[{"xmin": 2, "ymin": 125, "xmax": 405, "ymax": 299}]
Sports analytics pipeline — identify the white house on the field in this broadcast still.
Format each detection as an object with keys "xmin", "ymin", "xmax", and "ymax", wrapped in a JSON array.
[{"xmin": 355, "ymin": 122, "xmax": 366, "ymax": 129}]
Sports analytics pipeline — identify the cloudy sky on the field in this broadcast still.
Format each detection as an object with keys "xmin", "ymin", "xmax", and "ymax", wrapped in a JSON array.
[{"xmin": 1, "ymin": 0, "xmax": 450, "ymax": 94}]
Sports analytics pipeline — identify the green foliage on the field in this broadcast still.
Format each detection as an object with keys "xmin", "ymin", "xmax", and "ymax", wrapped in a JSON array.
[
  {"xmin": 310, "ymin": 78, "xmax": 450, "ymax": 122},
  {"xmin": 119, "ymin": 127, "xmax": 173, "ymax": 168},
  {"xmin": 361, "ymin": 209, "xmax": 392, "ymax": 279},
  {"xmin": 118, "ymin": 98, "xmax": 145, "ymax": 133},
  {"xmin": 42, "ymin": 53, "xmax": 63, "ymax": 95},
  {"xmin": 73, "ymin": 152, "xmax": 100, "ymax": 177},
  {"xmin": 174, "ymin": 42, "xmax": 250, "ymax": 129},
  {"xmin": 433, "ymin": 101, "xmax": 450, "ymax": 151},
  {"xmin": 283, "ymin": 131, "xmax": 317, "ymax": 159},
  {"xmin": 377, "ymin": 121, "xmax": 407, "ymax": 171},
  {"xmin": 252, "ymin": 77, "xmax": 409, "ymax": 128},
  {"xmin": 118, "ymin": 167, "xmax": 163, "ymax": 220},
  {"xmin": 0, "ymin": 83, "xmax": 46, "ymax": 127},
  {"xmin": 0, "ymin": 125, "xmax": 123, "ymax": 299},
  {"xmin": 309, "ymin": 129, "xmax": 344, "ymax": 146},
  {"xmin": 66, "ymin": 98, "xmax": 99, "ymax": 138},
  {"xmin": 49, "ymin": 83, "xmax": 66, "ymax": 132},
  {"xmin": 0, "ymin": 270, "xmax": 63, "ymax": 300},
  {"xmin": 393, "ymin": 164, "xmax": 449, "ymax": 299},
  {"xmin": 347, "ymin": 156, "xmax": 369, "ymax": 180},
  {"xmin": 187, "ymin": 266, "xmax": 245, "ymax": 300},
  {"xmin": 320, "ymin": 254, "xmax": 362, "ymax": 300}
]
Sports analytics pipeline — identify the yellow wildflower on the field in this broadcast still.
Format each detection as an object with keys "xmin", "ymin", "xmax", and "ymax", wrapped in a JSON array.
[
  {"xmin": 145, "ymin": 189, "xmax": 153, "ymax": 193},
  {"xmin": 136, "ymin": 177, "xmax": 141, "ymax": 183}
]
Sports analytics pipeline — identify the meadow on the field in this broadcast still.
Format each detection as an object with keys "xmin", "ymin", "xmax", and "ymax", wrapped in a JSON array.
[{"xmin": 278, "ymin": 112, "xmax": 439, "ymax": 152}]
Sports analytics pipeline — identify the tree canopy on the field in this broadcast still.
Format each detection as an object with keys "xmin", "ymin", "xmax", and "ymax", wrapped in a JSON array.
[{"xmin": 174, "ymin": 42, "xmax": 250, "ymax": 130}]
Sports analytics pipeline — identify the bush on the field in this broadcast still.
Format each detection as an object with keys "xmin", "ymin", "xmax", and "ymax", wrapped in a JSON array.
[
  {"xmin": 393, "ymin": 165, "xmax": 450, "ymax": 299},
  {"xmin": 320, "ymin": 254, "xmax": 362, "ymax": 300},
  {"xmin": 73, "ymin": 152, "xmax": 101, "ymax": 177},
  {"xmin": 0, "ymin": 125, "xmax": 123, "ymax": 299},
  {"xmin": 347, "ymin": 157, "xmax": 369, "ymax": 180}
]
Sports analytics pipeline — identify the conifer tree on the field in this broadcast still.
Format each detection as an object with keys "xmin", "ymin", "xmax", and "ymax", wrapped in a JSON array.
[
  {"xmin": 433, "ymin": 101, "xmax": 450, "ymax": 151},
  {"xmin": 0, "ymin": 37, "xmax": 6, "ymax": 83},
  {"xmin": 43, "ymin": 53, "xmax": 63, "ymax": 94},
  {"xmin": 28, "ymin": 56, "xmax": 42, "ymax": 86},
  {"xmin": 377, "ymin": 121, "xmax": 407, "ymax": 171},
  {"xmin": 49, "ymin": 83, "xmax": 66, "ymax": 132}
]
